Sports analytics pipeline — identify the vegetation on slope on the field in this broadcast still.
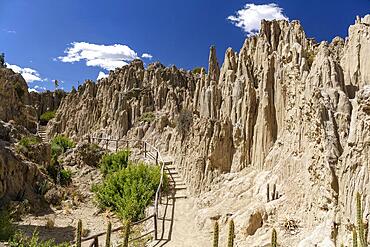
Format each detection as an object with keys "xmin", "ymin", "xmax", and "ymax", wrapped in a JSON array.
[
  {"xmin": 9, "ymin": 231, "xmax": 69, "ymax": 247},
  {"xmin": 51, "ymin": 135, "xmax": 75, "ymax": 158},
  {"xmin": 40, "ymin": 111, "xmax": 56, "ymax": 125},
  {"xmin": 16, "ymin": 136, "xmax": 41, "ymax": 154},
  {"xmin": 0, "ymin": 209, "xmax": 15, "ymax": 241},
  {"xmin": 48, "ymin": 135, "xmax": 75, "ymax": 186},
  {"xmin": 93, "ymin": 150, "xmax": 166, "ymax": 221},
  {"xmin": 99, "ymin": 149, "xmax": 130, "ymax": 176}
]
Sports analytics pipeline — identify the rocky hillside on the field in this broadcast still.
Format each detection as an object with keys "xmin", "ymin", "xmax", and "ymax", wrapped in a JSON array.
[
  {"xmin": 0, "ymin": 67, "xmax": 69, "ymax": 209},
  {"xmin": 47, "ymin": 15, "xmax": 370, "ymax": 245}
]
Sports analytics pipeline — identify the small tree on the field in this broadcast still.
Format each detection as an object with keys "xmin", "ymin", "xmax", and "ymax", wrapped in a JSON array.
[
  {"xmin": 0, "ymin": 53, "xmax": 6, "ymax": 68},
  {"xmin": 54, "ymin": 79, "xmax": 59, "ymax": 89}
]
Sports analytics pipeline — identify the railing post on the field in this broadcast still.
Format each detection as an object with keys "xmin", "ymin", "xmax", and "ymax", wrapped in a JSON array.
[
  {"xmin": 154, "ymin": 212, "xmax": 158, "ymax": 240},
  {"xmin": 115, "ymin": 140, "xmax": 118, "ymax": 152},
  {"xmin": 106, "ymin": 139, "xmax": 108, "ymax": 150},
  {"xmin": 126, "ymin": 140, "xmax": 129, "ymax": 149},
  {"xmin": 156, "ymin": 152, "xmax": 158, "ymax": 165},
  {"xmin": 94, "ymin": 236, "xmax": 99, "ymax": 247},
  {"xmin": 144, "ymin": 142, "xmax": 147, "ymax": 157}
]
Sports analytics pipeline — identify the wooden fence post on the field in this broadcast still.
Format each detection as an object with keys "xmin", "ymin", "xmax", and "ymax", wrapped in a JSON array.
[
  {"xmin": 144, "ymin": 142, "xmax": 147, "ymax": 157},
  {"xmin": 105, "ymin": 139, "xmax": 108, "ymax": 150},
  {"xmin": 115, "ymin": 140, "xmax": 118, "ymax": 152},
  {"xmin": 156, "ymin": 152, "xmax": 158, "ymax": 165},
  {"xmin": 154, "ymin": 213, "xmax": 158, "ymax": 240},
  {"xmin": 94, "ymin": 236, "xmax": 99, "ymax": 247}
]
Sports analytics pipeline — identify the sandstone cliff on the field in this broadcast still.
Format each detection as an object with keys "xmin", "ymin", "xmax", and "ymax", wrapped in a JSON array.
[
  {"xmin": 0, "ymin": 68, "xmax": 38, "ymax": 132},
  {"xmin": 0, "ymin": 67, "xmax": 64, "ymax": 208},
  {"xmin": 48, "ymin": 15, "xmax": 370, "ymax": 245},
  {"xmin": 29, "ymin": 89, "xmax": 67, "ymax": 119}
]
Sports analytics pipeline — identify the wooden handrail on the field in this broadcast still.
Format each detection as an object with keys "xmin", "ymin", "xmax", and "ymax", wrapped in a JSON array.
[{"xmin": 74, "ymin": 214, "xmax": 155, "ymax": 244}]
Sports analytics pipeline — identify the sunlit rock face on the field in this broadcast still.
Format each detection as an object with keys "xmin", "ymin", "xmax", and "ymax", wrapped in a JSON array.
[{"xmin": 48, "ymin": 15, "xmax": 370, "ymax": 245}]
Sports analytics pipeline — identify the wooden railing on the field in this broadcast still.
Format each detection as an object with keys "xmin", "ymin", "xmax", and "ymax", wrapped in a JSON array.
[{"xmin": 84, "ymin": 135, "xmax": 166, "ymax": 245}]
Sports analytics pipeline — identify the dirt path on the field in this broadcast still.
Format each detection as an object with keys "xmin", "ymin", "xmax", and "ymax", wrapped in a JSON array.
[
  {"xmin": 165, "ymin": 197, "xmax": 211, "ymax": 246},
  {"xmin": 149, "ymin": 156, "xmax": 211, "ymax": 247}
]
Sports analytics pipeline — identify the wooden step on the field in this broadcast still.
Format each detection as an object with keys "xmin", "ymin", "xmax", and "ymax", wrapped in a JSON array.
[
  {"xmin": 168, "ymin": 194, "xmax": 188, "ymax": 200},
  {"xmin": 168, "ymin": 179, "xmax": 184, "ymax": 185},
  {"xmin": 173, "ymin": 186, "xmax": 187, "ymax": 190}
]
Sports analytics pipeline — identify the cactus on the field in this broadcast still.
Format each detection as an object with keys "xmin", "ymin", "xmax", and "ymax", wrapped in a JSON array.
[
  {"xmin": 76, "ymin": 219, "xmax": 82, "ymax": 247},
  {"xmin": 271, "ymin": 228, "xmax": 277, "ymax": 247},
  {"xmin": 122, "ymin": 220, "xmax": 130, "ymax": 247},
  {"xmin": 105, "ymin": 221, "xmax": 112, "ymax": 247},
  {"xmin": 227, "ymin": 219, "xmax": 235, "ymax": 247},
  {"xmin": 213, "ymin": 221, "xmax": 219, "ymax": 247},
  {"xmin": 272, "ymin": 184, "xmax": 277, "ymax": 200},
  {"xmin": 353, "ymin": 228, "xmax": 358, "ymax": 247},
  {"xmin": 364, "ymin": 219, "xmax": 369, "ymax": 244},
  {"xmin": 267, "ymin": 184, "xmax": 270, "ymax": 202},
  {"xmin": 356, "ymin": 192, "xmax": 366, "ymax": 247}
]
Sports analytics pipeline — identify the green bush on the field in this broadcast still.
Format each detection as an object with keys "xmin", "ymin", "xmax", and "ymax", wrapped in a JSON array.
[
  {"xmin": 99, "ymin": 150, "xmax": 130, "ymax": 176},
  {"xmin": 40, "ymin": 111, "xmax": 56, "ymax": 125},
  {"xmin": 192, "ymin": 67, "xmax": 205, "ymax": 74},
  {"xmin": 9, "ymin": 231, "xmax": 69, "ymax": 247},
  {"xmin": 139, "ymin": 112, "xmax": 155, "ymax": 123},
  {"xmin": 47, "ymin": 158, "xmax": 72, "ymax": 186},
  {"xmin": 51, "ymin": 135, "xmax": 75, "ymax": 157},
  {"xmin": 0, "ymin": 209, "xmax": 15, "ymax": 241},
  {"xmin": 93, "ymin": 163, "xmax": 163, "ymax": 221},
  {"xmin": 59, "ymin": 169, "xmax": 72, "ymax": 186},
  {"xmin": 19, "ymin": 136, "xmax": 40, "ymax": 149}
]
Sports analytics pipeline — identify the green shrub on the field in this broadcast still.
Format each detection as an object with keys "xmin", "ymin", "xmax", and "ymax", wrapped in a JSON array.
[
  {"xmin": 51, "ymin": 135, "xmax": 75, "ymax": 157},
  {"xmin": 9, "ymin": 230, "xmax": 69, "ymax": 247},
  {"xmin": 0, "ymin": 209, "xmax": 15, "ymax": 241},
  {"xmin": 47, "ymin": 158, "xmax": 72, "ymax": 186},
  {"xmin": 19, "ymin": 136, "xmax": 40, "ymax": 149},
  {"xmin": 139, "ymin": 112, "xmax": 155, "ymax": 123},
  {"xmin": 40, "ymin": 111, "xmax": 56, "ymax": 125},
  {"xmin": 17, "ymin": 136, "xmax": 41, "ymax": 154},
  {"xmin": 59, "ymin": 169, "xmax": 72, "ymax": 186},
  {"xmin": 192, "ymin": 67, "xmax": 205, "ymax": 74},
  {"xmin": 93, "ymin": 163, "xmax": 163, "ymax": 221},
  {"xmin": 99, "ymin": 150, "xmax": 130, "ymax": 176}
]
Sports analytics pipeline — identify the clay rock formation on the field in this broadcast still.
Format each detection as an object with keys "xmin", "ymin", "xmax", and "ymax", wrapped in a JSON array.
[
  {"xmin": 29, "ymin": 89, "xmax": 67, "ymax": 119},
  {"xmin": 0, "ymin": 68, "xmax": 37, "ymax": 132},
  {"xmin": 0, "ymin": 67, "xmax": 63, "ymax": 207},
  {"xmin": 0, "ymin": 121, "xmax": 48, "ymax": 205},
  {"xmin": 48, "ymin": 15, "xmax": 370, "ymax": 245}
]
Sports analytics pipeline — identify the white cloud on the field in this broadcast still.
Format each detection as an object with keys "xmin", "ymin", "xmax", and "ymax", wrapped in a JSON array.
[
  {"xmin": 58, "ymin": 42, "xmax": 139, "ymax": 71},
  {"xmin": 141, "ymin": 53, "xmax": 153, "ymax": 59},
  {"xmin": 28, "ymin": 85, "xmax": 47, "ymax": 93},
  {"xmin": 2, "ymin": 29, "xmax": 16, "ymax": 34},
  {"xmin": 97, "ymin": 71, "xmax": 109, "ymax": 80},
  {"xmin": 6, "ymin": 63, "xmax": 44, "ymax": 83},
  {"xmin": 228, "ymin": 3, "xmax": 288, "ymax": 36}
]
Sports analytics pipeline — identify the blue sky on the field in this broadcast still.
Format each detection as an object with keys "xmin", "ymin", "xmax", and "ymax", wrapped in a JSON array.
[{"xmin": 0, "ymin": 0, "xmax": 369, "ymax": 92}]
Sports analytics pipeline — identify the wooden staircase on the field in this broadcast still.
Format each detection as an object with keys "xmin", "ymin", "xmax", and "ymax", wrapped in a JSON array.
[
  {"xmin": 165, "ymin": 162, "xmax": 188, "ymax": 200},
  {"xmin": 37, "ymin": 125, "xmax": 48, "ymax": 142}
]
